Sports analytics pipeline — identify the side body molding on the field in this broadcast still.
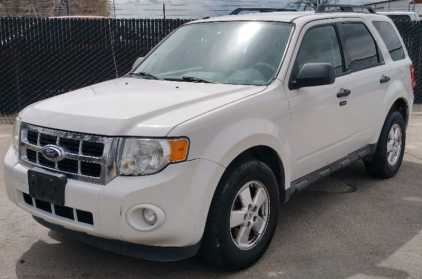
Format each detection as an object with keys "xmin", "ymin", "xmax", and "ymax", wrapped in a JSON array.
[{"xmin": 287, "ymin": 143, "xmax": 377, "ymax": 202}]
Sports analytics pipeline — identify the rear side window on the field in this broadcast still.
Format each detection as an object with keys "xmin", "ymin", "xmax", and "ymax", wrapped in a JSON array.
[
  {"xmin": 341, "ymin": 23, "xmax": 381, "ymax": 72},
  {"xmin": 386, "ymin": 15, "xmax": 411, "ymax": 21},
  {"xmin": 296, "ymin": 25, "xmax": 344, "ymax": 76},
  {"xmin": 373, "ymin": 21, "xmax": 405, "ymax": 61}
]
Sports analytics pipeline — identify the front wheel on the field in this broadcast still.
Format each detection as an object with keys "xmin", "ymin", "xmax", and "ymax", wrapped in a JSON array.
[
  {"xmin": 198, "ymin": 160, "xmax": 280, "ymax": 270},
  {"xmin": 364, "ymin": 111, "xmax": 406, "ymax": 178}
]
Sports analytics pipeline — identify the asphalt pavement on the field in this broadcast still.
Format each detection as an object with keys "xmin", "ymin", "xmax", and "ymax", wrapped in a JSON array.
[{"xmin": 0, "ymin": 105, "xmax": 421, "ymax": 279}]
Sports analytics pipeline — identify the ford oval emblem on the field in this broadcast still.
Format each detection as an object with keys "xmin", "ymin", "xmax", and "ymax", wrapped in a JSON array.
[{"xmin": 41, "ymin": 145, "xmax": 65, "ymax": 162}]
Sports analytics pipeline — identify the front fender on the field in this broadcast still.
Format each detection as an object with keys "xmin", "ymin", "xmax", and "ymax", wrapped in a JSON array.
[
  {"xmin": 168, "ymin": 81, "xmax": 291, "ymax": 189},
  {"xmin": 205, "ymin": 118, "xmax": 291, "ymax": 188},
  {"xmin": 167, "ymin": 83, "xmax": 291, "ymax": 243}
]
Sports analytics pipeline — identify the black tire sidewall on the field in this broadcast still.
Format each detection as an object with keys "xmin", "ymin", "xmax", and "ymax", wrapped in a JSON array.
[
  {"xmin": 201, "ymin": 160, "xmax": 280, "ymax": 270},
  {"xmin": 373, "ymin": 111, "xmax": 406, "ymax": 176}
]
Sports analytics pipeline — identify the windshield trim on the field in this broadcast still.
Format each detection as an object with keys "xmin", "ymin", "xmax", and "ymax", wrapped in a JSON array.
[{"xmin": 130, "ymin": 21, "xmax": 295, "ymax": 86}]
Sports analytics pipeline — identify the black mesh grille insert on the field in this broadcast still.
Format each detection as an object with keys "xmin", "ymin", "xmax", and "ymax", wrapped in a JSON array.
[
  {"xmin": 40, "ymin": 134, "xmax": 57, "ymax": 146},
  {"xmin": 21, "ymin": 192, "xmax": 93, "ymax": 225},
  {"xmin": 27, "ymin": 130, "xmax": 38, "ymax": 145},
  {"xmin": 27, "ymin": 153, "xmax": 102, "ymax": 178},
  {"xmin": 54, "ymin": 205, "xmax": 74, "ymax": 220},
  {"xmin": 82, "ymin": 141, "xmax": 104, "ymax": 157},
  {"xmin": 38, "ymin": 154, "xmax": 56, "ymax": 168},
  {"xmin": 26, "ymin": 149, "xmax": 37, "ymax": 163},
  {"xmin": 81, "ymin": 162, "xmax": 101, "ymax": 177},
  {"xmin": 35, "ymin": 199, "xmax": 52, "ymax": 213},
  {"xmin": 60, "ymin": 138, "xmax": 80, "ymax": 154},
  {"xmin": 76, "ymin": 210, "xmax": 94, "ymax": 225},
  {"xmin": 58, "ymin": 159, "xmax": 78, "ymax": 173},
  {"xmin": 23, "ymin": 193, "xmax": 33, "ymax": 206}
]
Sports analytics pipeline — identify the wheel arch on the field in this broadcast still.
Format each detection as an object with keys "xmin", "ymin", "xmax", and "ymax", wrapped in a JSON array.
[
  {"xmin": 370, "ymin": 95, "xmax": 410, "ymax": 144},
  {"xmin": 225, "ymin": 145, "xmax": 286, "ymax": 203},
  {"xmin": 388, "ymin": 97, "xmax": 409, "ymax": 127}
]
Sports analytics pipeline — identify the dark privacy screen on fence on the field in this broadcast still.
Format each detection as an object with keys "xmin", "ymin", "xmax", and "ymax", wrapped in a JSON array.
[
  {"xmin": 0, "ymin": 17, "xmax": 192, "ymax": 118},
  {"xmin": 393, "ymin": 20, "xmax": 422, "ymax": 104},
  {"xmin": 0, "ymin": 17, "xmax": 421, "ymax": 121}
]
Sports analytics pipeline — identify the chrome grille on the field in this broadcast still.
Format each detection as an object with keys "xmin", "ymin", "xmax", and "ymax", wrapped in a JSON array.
[{"xmin": 19, "ymin": 123, "xmax": 120, "ymax": 185}]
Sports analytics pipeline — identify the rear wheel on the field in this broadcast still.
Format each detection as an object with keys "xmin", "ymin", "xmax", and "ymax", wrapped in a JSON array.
[
  {"xmin": 364, "ymin": 111, "xmax": 406, "ymax": 178},
  {"xmin": 198, "ymin": 159, "xmax": 280, "ymax": 270}
]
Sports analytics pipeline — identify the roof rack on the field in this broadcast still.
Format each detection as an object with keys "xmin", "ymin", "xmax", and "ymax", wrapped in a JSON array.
[
  {"xmin": 230, "ymin": 8, "xmax": 296, "ymax": 15},
  {"xmin": 315, "ymin": 4, "xmax": 376, "ymax": 14}
]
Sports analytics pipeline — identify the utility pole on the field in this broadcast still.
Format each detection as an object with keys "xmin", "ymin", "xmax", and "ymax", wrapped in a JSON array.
[
  {"xmin": 113, "ymin": 0, "xmax": 116, "ymax": 18},
  {"xmin": 66, "ymin": 0, "xmax": 70, "ymax": 16},
  {"xmin": 1, "ymin": 0, "xmax": 11, "ymax": 17},
  {"xmin": 163, "ymin": 4, "xmax": 166, "ymax": 20}
]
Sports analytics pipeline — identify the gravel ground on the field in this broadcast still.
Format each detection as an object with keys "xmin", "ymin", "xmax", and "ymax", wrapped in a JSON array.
[{"xmin": 0, "ymin": 108, "xmax": 421, "ymax": 279}]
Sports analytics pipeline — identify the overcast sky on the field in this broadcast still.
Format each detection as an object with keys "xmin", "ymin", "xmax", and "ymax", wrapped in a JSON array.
[{"xmin": 111, "ymin": 0, "xmax": 375, "ymax": 18}]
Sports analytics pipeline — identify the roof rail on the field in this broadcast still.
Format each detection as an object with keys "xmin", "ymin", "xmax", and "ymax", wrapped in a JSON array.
[
  {"xmin": 315, "ymin": 4, "xmax": 376, "ymax": 14},
  {"xmin": 230, "ymin": 8, "xmax": 296, "ymax": 15}
]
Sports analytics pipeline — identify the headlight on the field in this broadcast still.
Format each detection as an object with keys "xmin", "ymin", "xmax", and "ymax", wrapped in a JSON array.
[
  {"xmin": 12, "ymin": 117, "xmax": 21, "ymax": 154},
  {"xmin": 118, "ymin": 138, "xmax": 189, "ymax": 176}
]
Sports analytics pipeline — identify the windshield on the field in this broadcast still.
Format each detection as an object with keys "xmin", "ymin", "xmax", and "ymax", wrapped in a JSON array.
[{"xmin": 134, "ymin": 22, "xmax": 293, "ymax": 85}]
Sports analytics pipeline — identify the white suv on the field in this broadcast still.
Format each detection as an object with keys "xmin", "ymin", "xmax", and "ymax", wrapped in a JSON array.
[{"xmin": 4, "ymin": 5, "xmax": 415, "ymax": 270}]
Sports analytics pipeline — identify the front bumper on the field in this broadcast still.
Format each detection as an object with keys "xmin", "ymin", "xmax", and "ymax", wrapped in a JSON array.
[
  {"xmin": 4, "ymin": 146, "xmax": 225, "ymax": 248},
  {"xmin": 33, "ymin": 216, "xmax": 201, "ymax": 261}
]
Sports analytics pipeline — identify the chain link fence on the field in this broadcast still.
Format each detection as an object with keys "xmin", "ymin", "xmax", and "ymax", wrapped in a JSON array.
[
  {"xmin": 0, "ymin": 17, "xmax": 192, "ymax": 123},
  {"xmin": 393, "ymin": 20, "xmax": 422, "ymax": 105},
  {"xmin": 0, "ymin": 17, "xmax": 421, "ymax": 124}
]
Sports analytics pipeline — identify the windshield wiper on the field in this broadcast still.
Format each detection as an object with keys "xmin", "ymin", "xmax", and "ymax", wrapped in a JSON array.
[
  {"xmin": 130, "ymin": 72, "xmax": 163, "ymax": 80},
  {"xmin": 181, "ymin": 76, "xmax": 216, "ymax": 84}
]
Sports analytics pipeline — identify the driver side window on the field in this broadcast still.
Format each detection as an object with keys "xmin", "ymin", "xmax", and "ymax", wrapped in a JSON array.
[{"xmin": 296, "ymin": 25, "xmax": 345, "ymax": 76}]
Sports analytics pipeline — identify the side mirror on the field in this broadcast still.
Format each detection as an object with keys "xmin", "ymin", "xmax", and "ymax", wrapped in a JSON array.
[
  {"xmin": 289, "ymin": 63, "xmax": 335, "ymax": 90},
  {"xmin": 132, "ymin": 57, "xmax": 144, "ymax": 71}
]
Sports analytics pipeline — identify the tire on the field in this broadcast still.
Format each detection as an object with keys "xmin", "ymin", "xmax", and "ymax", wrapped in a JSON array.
[
  {"xmin": 198, "ymin": 159, "xmax": 280, "ymax": 270},
  {"xmin": 364, "ymin": 111, "xmax": 406, "ymax": 178}
]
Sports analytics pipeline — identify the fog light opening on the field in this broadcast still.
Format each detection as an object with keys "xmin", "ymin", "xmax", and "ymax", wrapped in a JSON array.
[
  {"xmin": 127, "ymin": 204, "xmax": 166, "ymax": 231},
  {"xmin": 143, "ymin": 208, "xmax": 157, "ymax": 226}
]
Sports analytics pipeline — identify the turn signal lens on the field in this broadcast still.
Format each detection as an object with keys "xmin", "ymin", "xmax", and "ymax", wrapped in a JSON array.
[
  {"xmin": 168, "ymin": 139, "xmax": 189, "ymax": 162},
  {"xmin": 410, "ymin": 65, "xmax": 415, "ymax": 91}
]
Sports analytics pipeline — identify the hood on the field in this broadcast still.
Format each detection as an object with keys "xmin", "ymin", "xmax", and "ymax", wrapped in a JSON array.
[{"xmin": 20, "ymin": 77, "xmax": 266, "ymax": 136}]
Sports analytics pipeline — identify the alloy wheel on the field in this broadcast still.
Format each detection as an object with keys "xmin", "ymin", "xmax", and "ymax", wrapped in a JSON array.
[
  {"xmin": 387, "ymin": 123, "xmax": 402, "ymax": 166},
  {"xmin": 229, "ymin": 181, "xmax": 270, "ymax": 250}
]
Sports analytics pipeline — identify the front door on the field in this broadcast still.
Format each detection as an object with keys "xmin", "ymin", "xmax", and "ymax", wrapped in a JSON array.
[{"xmin": 283, "ymin": 22, "xmax": 355, "ymax": 181}]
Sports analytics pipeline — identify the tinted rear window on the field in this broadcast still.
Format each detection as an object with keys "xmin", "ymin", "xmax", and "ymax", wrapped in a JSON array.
[
  {"xmin": 341, "ymin": 23, "xmax": 381, "ymax": 72},
  {"xmin": 386, "ymin": 15, "xmax": 411, "ymax": 21},
  {"xmin": 373, "ymin": 21, "xmax": 405, "ymax": 61}
]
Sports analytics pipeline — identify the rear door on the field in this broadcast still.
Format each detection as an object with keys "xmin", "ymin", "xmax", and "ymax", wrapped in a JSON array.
[
  {"xmin": 335, "ymin": 19, "xmax": 394, "ymax": 149},
  {"xmin": 371, "ymin": 20, "xmax": 413, "ymax": 107}
]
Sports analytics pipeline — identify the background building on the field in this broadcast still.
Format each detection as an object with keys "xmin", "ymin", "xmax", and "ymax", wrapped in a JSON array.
[{"xmin": 364, "ymin": 0, "xmax": 422, "ymax": 15}]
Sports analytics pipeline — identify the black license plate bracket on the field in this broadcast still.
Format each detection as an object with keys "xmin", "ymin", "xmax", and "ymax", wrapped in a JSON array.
[{"xmin": 28, "ymin": 167, "xmax": 67, "ymax": 206}]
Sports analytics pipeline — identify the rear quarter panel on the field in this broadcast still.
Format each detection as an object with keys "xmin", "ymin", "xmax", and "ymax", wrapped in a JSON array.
[{"xmin": 364, "ymin": 17, "xmax": 413, "ymax": 143}]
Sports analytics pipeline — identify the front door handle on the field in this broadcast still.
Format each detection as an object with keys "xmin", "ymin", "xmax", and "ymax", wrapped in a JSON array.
[
  {"xmin": 337, "ymin": 88, "xmax": 351, "ymax": 98},
  {"xmin": 380, "ymin": 75, "xmax": 390, "ymax": 84}
]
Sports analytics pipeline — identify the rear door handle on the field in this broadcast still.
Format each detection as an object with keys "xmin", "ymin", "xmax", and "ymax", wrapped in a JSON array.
[
  {"xmin": 380, "ymin": 75, "xmax": 390, "ymax": 84},
  {"xmin": 337, "ymin": 88, "xmax": 351, "ymax": 98}
]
